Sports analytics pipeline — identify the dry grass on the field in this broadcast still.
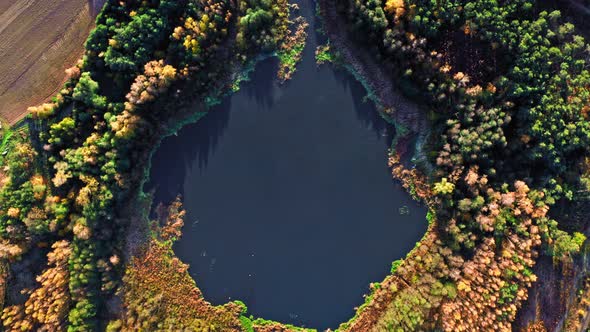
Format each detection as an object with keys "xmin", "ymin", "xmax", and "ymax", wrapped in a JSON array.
[{"xmin": 0, "ymin": 0, "xmax": 101, "ymax": 125}]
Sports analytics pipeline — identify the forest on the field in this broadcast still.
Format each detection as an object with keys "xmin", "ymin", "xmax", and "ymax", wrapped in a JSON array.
[{"xmin": 0, "ymin": 0, "xmax": 589, "ymax": 331}]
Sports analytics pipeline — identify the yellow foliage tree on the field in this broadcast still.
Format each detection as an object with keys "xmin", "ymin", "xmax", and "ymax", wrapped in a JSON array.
[{"xmin": 384, "ymin": 0, "xmax": 405, "ymax": 21}]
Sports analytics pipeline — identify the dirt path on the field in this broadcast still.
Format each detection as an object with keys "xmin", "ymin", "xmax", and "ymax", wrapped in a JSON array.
[{"xmin": 0, "ymin": 0, "xmax": 100, "ymax": 125}]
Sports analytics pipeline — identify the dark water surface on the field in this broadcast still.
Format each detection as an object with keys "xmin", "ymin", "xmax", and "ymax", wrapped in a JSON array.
[{"xmin": 147, "ymin": 1, "xmax": 427, "ymax": 329}]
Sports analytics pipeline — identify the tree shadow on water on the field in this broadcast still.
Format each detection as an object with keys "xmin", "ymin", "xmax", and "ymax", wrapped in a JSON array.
[
  {"xmin": 242, "ymin": 57, "xmax": 279, "ymax": 111},
  {"xmin": 332, "ymin": 68, "xmax": 395, "ymax": 145},
  {"xmin": 146, "ymin": 56, "xmax": 280, "ymax": 205},
  {"xmin": 146, "ymin": 100, "xmax": 232, "ymax": 205}
]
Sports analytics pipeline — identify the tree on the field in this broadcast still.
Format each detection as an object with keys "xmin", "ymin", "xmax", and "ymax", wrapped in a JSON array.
[
  {"xmin": 72, "ymin": 73, "xmax": 107, "ymax": 109},
  {"xmin": 434, "ymin": 178, "xmax": 455, "ymax": 195}
]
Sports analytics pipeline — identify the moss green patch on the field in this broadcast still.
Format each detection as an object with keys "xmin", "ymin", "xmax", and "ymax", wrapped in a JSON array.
[{"xmin": 315, "ymin": 43, "xmax": 335, "ymax": 65}]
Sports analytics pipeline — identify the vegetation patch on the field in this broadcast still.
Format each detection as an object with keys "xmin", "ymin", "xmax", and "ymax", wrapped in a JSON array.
[
  {"xmin": 277, "ymin": 14, "xmax": 309, "ymax": 82},
  {"xmin": 315, "ymin": 43, "xmax": 336, "ymax": 65}
]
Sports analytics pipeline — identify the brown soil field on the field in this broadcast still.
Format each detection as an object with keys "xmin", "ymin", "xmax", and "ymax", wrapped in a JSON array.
[{"xmin": 0, "ymin": 0, "xmax": 103, "ymax": 125}]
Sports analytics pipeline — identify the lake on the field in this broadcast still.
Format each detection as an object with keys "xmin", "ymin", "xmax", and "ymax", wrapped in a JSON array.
[{"xmin": 146, "ymin": 0, "xmax": 427, "ymax": 329}]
